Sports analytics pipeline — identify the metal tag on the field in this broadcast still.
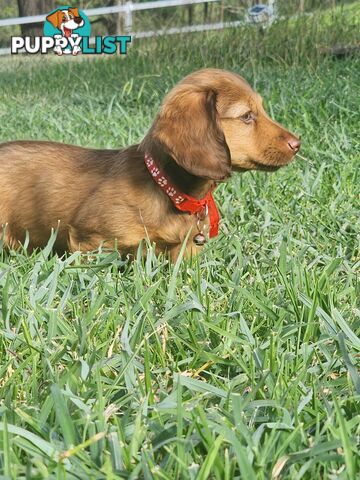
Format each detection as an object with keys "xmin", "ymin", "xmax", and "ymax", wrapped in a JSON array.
[{"xmin": 193, "ymin": 233, "xmax": 206, "ymax": 246}]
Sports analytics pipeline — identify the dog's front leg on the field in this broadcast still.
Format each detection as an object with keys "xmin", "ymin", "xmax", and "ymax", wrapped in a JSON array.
[
  {"xmin": 168, "ymin": 241, "xmax": 202, "ymax": 262},
  {"xmin": 70, "ymin": 34, "xmax": 81, "ymax": 56},
  {"xmin": 53, "ymin": 34, "xmax": 63, "ymax": 55}
]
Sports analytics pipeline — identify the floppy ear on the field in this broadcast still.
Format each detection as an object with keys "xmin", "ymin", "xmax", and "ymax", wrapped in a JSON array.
[
  {"xmin": 69, "ymin": 7, "xmax": 80, "ymax": 17},
  {"xmin": 46, "ymin": 10, "xmax": 62, "ymax": 29},
  {"xmin": 149, "ymin": 86, "xmax": 231, "ymax": 181}
]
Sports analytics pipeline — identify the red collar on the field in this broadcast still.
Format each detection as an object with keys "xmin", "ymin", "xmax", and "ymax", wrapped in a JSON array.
[{"xmin": 144, "ymin": 153, "xmax": 220, "ymax": 238}]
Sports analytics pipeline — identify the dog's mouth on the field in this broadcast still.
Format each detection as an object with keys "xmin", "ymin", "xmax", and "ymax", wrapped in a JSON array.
[
  {"xmin": 63, "ymin": 26, "xmax": 72, "ymax": 38},
  {"xmin": 251, "ymin": 153, "xmax": 298, "ymax": 171},
  {"xmin": 231, "ymin": 162, "xmax": 281, "ymax": 173},
  {"xmin": 231, "ymin": 153, "xmax": 296, "ymax": 173},
  {"xmin": 251, "ymin": 160, "xmax": 281, "ymax": 172}
]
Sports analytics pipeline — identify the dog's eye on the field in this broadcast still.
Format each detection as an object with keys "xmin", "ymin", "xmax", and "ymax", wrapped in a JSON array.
[{"xmin": 240, "ymin": 111, "xmax": 255, "ymax": 123}]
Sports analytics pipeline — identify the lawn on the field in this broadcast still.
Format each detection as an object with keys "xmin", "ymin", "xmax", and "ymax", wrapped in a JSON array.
[{"xmin": 0, "ymin": 5, "xmax": 359, "ymax": 479}]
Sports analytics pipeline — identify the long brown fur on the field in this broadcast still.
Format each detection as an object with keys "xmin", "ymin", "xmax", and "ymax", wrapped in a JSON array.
[{"xmin": 0, "ymin": 69, "xmax": 300, "ymax": 260}]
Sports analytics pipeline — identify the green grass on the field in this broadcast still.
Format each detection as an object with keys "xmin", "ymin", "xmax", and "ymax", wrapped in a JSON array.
[{"xmin": 0, "ymin": 5, "xmax": 360, "ymax": 479}]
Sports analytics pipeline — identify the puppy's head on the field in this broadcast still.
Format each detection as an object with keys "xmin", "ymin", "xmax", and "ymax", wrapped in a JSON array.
[
  {"xmin": 46, "ymin": 8, "xmax": 84, "ymax": 30},
  {"xmin": 142, "ymin": 68, "xmax": 300, "ymax": 180},
  {"xmin": 66, "ymin": 8, "xmax": 84, "ymax": 29}
]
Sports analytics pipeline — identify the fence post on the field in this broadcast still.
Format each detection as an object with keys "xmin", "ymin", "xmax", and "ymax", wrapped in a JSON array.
[
  {"xmin": 116, "ymin": 0, "xmax": 124, "ymax": 34},
  {"xmin": 268, "ymin": 0, "xmax": 277, "ymax": 23},
  {"xmin": 124, "ymin": 1, "xmax": 133, "ymax": 34}
]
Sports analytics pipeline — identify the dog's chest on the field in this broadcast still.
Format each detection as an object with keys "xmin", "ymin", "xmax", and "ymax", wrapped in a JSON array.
[{"xmin": 161, "ymin": 209, "xmax": 211, "ymax": 247}]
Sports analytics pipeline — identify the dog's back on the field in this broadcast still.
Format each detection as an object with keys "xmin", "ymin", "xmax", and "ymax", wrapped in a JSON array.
[{"xmin": 0, "ymin": 141, "xmax": 119, "ymax": 250}]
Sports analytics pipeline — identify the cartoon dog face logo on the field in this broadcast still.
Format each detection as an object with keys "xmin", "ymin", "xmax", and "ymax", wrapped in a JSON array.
[
  {"xmin": 45, "ymin": 7, "xmax": 85, "ymax": 55},
  {"xmin": 46, "ymin": 8, "xmax": 84, "ymax": 38}
]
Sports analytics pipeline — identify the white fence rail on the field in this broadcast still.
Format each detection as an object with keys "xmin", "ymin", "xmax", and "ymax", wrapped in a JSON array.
[
  {"xmin": 135, "ymin": 19, "xmax": 244, "ymax": 37},
  {"xmin": 0, "ymin": 0, "xmax": 218, "ymax": 29},
  {"xmin": 0, "ymin": 0, "xmax": 276, "ymax": 55},
  {"xmin": 0, "ymin": 0, "xmax": 226, "ymax": 55}
]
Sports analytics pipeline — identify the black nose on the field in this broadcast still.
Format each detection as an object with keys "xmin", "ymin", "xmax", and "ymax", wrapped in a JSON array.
[
  {"xmin": 74, "ymin": 17, "xmax": 83, "ymax": 24},
  {"xmin": 287, "ymin": 137, "xmax": 301, "ymax": 153}
]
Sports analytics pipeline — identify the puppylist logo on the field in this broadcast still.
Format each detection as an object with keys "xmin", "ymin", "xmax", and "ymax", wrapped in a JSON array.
[{"xmin": 11, "ymin": 6, "xmax": 131, "ymax": 55}]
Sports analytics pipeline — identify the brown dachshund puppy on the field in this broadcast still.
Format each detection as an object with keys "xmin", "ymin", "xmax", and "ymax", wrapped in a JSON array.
[{"xmin": 0, "ymin": 69, "xmax": 300, "ymax": 260}]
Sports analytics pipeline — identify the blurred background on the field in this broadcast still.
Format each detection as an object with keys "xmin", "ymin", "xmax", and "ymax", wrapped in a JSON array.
[{"xmin": 0, "ymin": 0, "xmax": 358, "ymax": 49}]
